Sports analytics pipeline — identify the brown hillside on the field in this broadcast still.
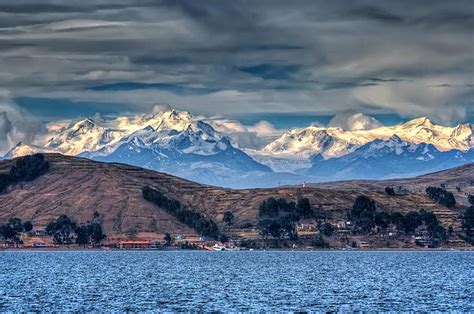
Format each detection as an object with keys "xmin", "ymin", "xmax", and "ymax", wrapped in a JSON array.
[{"xmin": 0, "ymin": 154, "xmax": 472, "ymax": 240}]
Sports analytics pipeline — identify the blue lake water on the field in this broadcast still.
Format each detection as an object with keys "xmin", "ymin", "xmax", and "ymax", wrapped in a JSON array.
[{"xmin": 0, "ymin": 251, "xmax": 472, "ymax": 312}]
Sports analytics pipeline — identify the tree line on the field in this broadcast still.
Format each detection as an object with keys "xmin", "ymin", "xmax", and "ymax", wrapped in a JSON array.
[
  {"xmin": 142, "ymin": 186, "xmax": 220, "ymax": 239},
  {"xmin": 0, "ymin": 154, "xmax": 49, "ymax": 193},
  {"xmin": 46, "ymin": 212, "xmax": 106, "ymax": 246},
  {"xmin": 350, "ymin": 195, "xmax": 447, "ymax": 240}
]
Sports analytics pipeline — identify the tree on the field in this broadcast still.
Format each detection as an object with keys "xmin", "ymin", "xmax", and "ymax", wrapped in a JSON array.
[
  {"xmin": 223, "ymin": 211, "xmax": 235, "ymax": 226},
  {"xmin": 468, "ymin": 194, "xmax": 474, "ymax": 207},
  {"xmin": 75, "ymin": 225, "xmax": 90, "ymax": 246},
  {"xmin": 0, "ymin": 154, "xmax": 49, "ymax": 194},
  {"xmin": 320, "ymin": 222, "xmax": 334, "ymax": 237},
  {"xmin": 462, "ymin": 206, "xmax": 474, "ymax": 243},
  {"xmin": 143, "ymin": 186, "xmax": 220, "ymax": 239},
  {"xmin": 257, "ymin": 197, "xmax": 302, "ymax": 242},
  {"xmin": 385, "ymin": 187, "xmax": 396, "ymax": 196},
  {"xmin": 9, "ymin": 154, "xmax": 49, "ymax": 182},
  {"xmin": 73, "ymin": 212, "xmax": 105, "ymax": 246},
  {"xmin": 402, "ymin": 211, "xmax": 422, "ymax": 234},
  {"xmin": 164, "ymin": 233, "xmax": 172, "ymax": 245},
  {"xmin": 0, "ymin": 224, "xmax": 16, "ymax": 242},
  {"xmin": 0, "ymin": 174, "xmax": 10, "ymax": 193},
  {"xmin": 0, "ymin": 217, "xmax": 25, "ymax": 246},
  {"xmin": 8, "ymin": 217, "xmax": 24, "ymax": 233},
  {"xmin": 296, "ymin": 198, "xmax": 313, "ymax": 218},
  {"xmin": 23, "ymin": 221, "xmax": 33, "ymax": 232},
  {"xmin": 374, "ymin": 212, "xmax": 391, "ymax": 229},
  {"xmin": 426, "ymin": 186, "xmax": 456, "ymax": 208},
  {"xmin": 350, "ymin": 196, "xmax": 377, "ymax": 233},
  {"xmin": 89, "ymin": 222, "xmax": 105, "ymax": 245},
  {"xmin": 219, "ymin": 234, "xmax": 229, "ymax": 243},
  {"xmin": 46, "ymin": 215, "xmax": 77, "ymax": 245}
]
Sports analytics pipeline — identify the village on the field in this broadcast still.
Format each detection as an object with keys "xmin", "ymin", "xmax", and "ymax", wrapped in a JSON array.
[{"xmin": 2, "ymin": 216, "xmax": 469, "ymax": 251}]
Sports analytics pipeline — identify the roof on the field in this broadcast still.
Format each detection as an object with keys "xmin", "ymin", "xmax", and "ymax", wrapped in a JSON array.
[{"xmin": 119, "ymin": 241, "xmax": 150, "ymax": 245}]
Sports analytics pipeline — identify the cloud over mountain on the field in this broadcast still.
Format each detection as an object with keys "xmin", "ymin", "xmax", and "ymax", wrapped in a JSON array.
[
  {"xmin": 0, "ymin": 90, "xmax": 46, "ymax": 154},
  {"xmin": 328, "ymin": 112, "xmax": 383, "ymax": 131}
]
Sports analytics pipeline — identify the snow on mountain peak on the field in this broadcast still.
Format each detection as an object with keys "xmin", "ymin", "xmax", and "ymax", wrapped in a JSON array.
[
  {"xmin": 403, "ymin": 116, "xmax": 433, "ymax": 128},
  {"xmin": 263, "ymin": 115, "xmax": 473, "ymax": 160},
  {"xmin": 4, "ymin": 142, "xmax": 54, "ymax": 159}
]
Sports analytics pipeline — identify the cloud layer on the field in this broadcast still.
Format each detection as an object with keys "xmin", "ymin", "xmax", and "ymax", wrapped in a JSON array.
[
  {"xmin": 0, "ymin": 0, "xmax": 472, "ymax": 125},
  {"xmin": 0, "ymin": 90, "xmax": 46, "ymax": 154}
]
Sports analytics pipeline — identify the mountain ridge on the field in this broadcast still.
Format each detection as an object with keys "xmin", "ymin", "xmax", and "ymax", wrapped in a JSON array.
[{"xmin": 3, "ymin": 108, "xmax": 473, "ymax": 187}]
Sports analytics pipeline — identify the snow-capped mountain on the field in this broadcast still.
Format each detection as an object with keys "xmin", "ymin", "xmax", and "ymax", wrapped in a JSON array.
[
  {"xmin": 262, "ymin": 117, "xmax": 473, "ymax": 160},
  {"xmin": 6, "ymin": 108, "xmax": 275, "ymax": 187},
  {"xmin": 3, "ymin": 107, "xmax": 473, "ymax": 187},
  {"xmin": 305, "ymin": 135, "xmax": 474, "ymax": 180},
  {"xmin": 3, "ymin": 142, "xmax": 55, "ymax": 159},
  {"xmin": 78, "ymin": 115, "xmax": 273, "ymax": 187}
]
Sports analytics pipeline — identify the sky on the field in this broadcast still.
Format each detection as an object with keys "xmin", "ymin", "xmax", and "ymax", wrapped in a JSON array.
[{"xmin": 0, "ymin": 0, "xmax": 473, "ymax": 140}]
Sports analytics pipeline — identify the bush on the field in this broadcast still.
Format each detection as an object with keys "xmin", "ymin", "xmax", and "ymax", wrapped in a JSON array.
[
  {"xmin": 223, "ymin": 211, "xmax": 234, "ymax": 226},
  {"xmin": 164, "ymin": 233, "xmax": 172, "ymax": 245},
  {"xmin": 426, "ymin": 186, "xmax": 456, "ymax": 208},
  {"xmin": 23, "ymin": 221, "xmax": 33, "ymax": 232},
  {"xmin": 385, "ymin": 187, "xmax": 396, "ymax": 196}
]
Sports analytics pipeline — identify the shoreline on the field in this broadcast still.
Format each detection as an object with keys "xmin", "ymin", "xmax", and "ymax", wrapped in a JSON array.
[{"xmin": 1, "ymin": 247, "xmax": 473, "ymax": 252}]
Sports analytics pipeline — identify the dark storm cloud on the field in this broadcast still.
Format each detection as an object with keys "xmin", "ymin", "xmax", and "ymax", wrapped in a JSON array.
[
  {"xmin": 348, "ymin": 5, "xmax": 405, "ymax": 23},
  {"xmin": 237, "ymin": 64, "xmax": 302, "ymax": 80},
  {"xmin": 0, "ymin": 0, "xmax": 472, "ymax": 124},
  {"xmin": 0, "ymin": 1, "xmax": 158, "ymax": 14}
]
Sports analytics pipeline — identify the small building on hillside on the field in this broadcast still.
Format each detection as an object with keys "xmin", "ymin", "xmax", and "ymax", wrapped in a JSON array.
[
  {"xmin": 32, "ymin": 242, "xmax": 49, "ymax": 248},
  {"xmin": 34, "ymin": 229, "xmax": 47, "ymax": 236},
  {"xmin": 118, "ymin": 241, "xmax": 151, "ymax": 249}
]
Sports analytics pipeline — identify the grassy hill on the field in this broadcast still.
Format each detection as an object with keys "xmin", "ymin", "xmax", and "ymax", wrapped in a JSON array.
[{"xmin": 0, "ymin": 154, "xmax": 472, "ymax": 247}]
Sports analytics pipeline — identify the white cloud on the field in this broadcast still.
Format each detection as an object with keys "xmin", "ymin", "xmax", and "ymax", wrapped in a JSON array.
[
  {"xmin": 206, "ymin": 118, "xmax": 281, "ymax": 149},
  {"xmin": 0, "ymin": 90, "xmax": 47, "ymax": 155},
  {"xmin": 328, "ymin": 111, "xmax": 383, "ymax": 131}
]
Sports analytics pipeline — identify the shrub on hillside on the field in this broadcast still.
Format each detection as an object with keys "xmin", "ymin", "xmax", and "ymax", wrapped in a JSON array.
[
  {"xmin": 426, "ymin": 186, "xmax": 456, "ymax": 208},
  {"xmin": 385, "ymin": 187, "xmax": 396, "ymax": 196}
]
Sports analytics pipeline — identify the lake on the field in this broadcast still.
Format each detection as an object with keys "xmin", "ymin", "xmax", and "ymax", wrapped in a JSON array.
[{"xmin": 0, "ymin": 251, "xmax": 472, "ymax": 312}]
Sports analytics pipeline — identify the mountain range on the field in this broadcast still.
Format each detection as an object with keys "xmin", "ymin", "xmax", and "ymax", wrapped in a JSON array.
[{"xmin": 3, "ymin": 108, "xmax": 473, "ymax": 188}]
